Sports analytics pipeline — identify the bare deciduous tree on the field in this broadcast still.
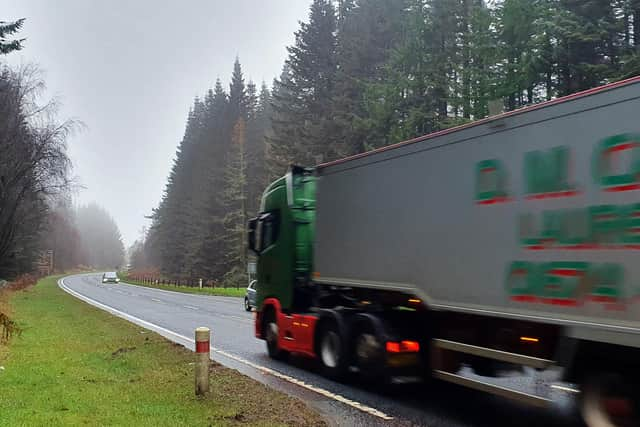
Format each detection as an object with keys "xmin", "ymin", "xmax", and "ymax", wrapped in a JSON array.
[{"xmin": 0, "ymin": 63, "xmax": 77, "ymax": 277}]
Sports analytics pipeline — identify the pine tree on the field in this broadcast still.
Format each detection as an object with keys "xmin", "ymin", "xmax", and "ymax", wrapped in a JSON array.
[
  {"xmin": 331, "ymin": 0, "xmax": 408, "ymax": 155},
  {"xmin": 246, "ymin": 82, "xmax": 270, "ymax": 216},
  {"xmin": 552, "ymin": 0, "xmax": 622, "ymax": 95},
  {"xmin": 150, "ymin": 99, "xmax": 204, "ymax": 278},
  {"xmin": 229, "ymin": 57, "xmax": 247, "ymax": 124},
  {"xmin": 0, "ymin": 19, "xmax": 25, "ymax": 55},
  {"xmin": 457, "ymin": 1, "xmax": 497, "ymax": 118},
  {"xmin": 619, "ymin": 0, "xmax": 640, "ymax": 77},
  {"xmin": 181, "ymin": 97, "xmax": 208, "ymax": 278},
  {"xmin": 222, "ymin": 118, "xmax": 248, "ymax": 287},
  {"xmin": 362, "ymin": 0, "xmax": 465, "ymax": 144},
  {"xmin": 246, "ymin": 80, "xmax": 258, "ymax": 118},
  {"xmin": 268, "ymin": 0, "xmax": 338, "ymax": 171},
  {"xmin": 193, "ymin": 79, "xmax": 229, "ymax": 280},
  {"xmin": 267, "ymin": 64, "xmax": 303, "ymax": 177},
  {"xmin": 495, "ymin": 0, "xmax": 547, "ymax": 109}
]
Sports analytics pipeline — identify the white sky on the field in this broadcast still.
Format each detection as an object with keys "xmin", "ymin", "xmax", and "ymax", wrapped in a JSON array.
[{"xmin": 3, "ymin": 0, "xmax": 312, "ymax": 246}]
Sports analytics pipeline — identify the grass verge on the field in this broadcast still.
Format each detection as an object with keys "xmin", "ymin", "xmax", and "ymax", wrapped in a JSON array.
[
  {"xmin": 0, "ymin": 276, "xmax": 323, "ymax": 426},
  {"xmin": 119, "ymin": 275, "xmax": 245, "ymax": 298},
  {"xmin": 0, "ymin": 290, "xmax": 13, "ymax": 362}
]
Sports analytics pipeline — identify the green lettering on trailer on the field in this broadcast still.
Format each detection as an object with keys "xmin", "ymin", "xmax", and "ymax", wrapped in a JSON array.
[
  {"xmin": 592, "ymin": 134, "xmax": 640, "ymax": 192},
  {"xmin": 557, "ymin": 209, "xmax": 590, "ymax": 247},
  {"xmin": 588, "ymin": 264, "xmax": 624, "ymax": 303},
  {"xmin": 538, "ymin": 261, "xmax": 590, "ymax": 306},
  {"xmin": 589, "ymin": 205, "xmax": 620, "ymax": 245},
  {"xmin": 506, "ymin": 261, "xmax": 537, "ymax": 302},
  {"xmin": 506, "ymin": 261, "xmax": 625, "ymax": 306},
  {"xmin": 524, "ymin": 146, "xmax": 574, "ymax": 197},
  {"xmin": 518, "ymin": 203, "xmax": 640, "ymax": 250},
  {"xmin": 475, "ymin": 159, "xmax": 508, "ymax": 204},
  {"xmin": 622, "ymin": 203, "xmax": 640, "ymax": 247},
  {"xmin": 519, "ymin": 211, "xmax": 562, "ymax": 248}
]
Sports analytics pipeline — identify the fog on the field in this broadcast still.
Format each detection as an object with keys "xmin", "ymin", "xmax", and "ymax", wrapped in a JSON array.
[{"xmin": 2, "ymin": 0, "xmax": 312, "ymax": 246}]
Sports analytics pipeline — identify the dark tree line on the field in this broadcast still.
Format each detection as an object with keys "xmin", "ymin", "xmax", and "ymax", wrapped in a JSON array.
[
  {"xmin": 136, "ymin": 0, "xmax": 640, "ymax": 284},
  {"xmin": 35, "ymin": 200, "xmax": 125, "ymax": 272},
  {"xmin": 139, "ymin": 59, "xmax": 270, "ymax": 285}
]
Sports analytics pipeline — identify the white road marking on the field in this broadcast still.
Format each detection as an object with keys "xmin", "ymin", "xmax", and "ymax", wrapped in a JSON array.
[
  {"xmin": 220, "ymin": 314, "xmax": 252, "ymax": 323},
  {"xmin": 58, "ymin": 276, "xmax": 393, "ymax": 421},
  {"xmin": 150, "ymin": 298, "xmax": 163, "ymax": 303},
  {"xmin": 183, "ymin": 305, "xmax": 199, "ymax": 310},
  {"xmin": 214, "ymin": 348, "xmax": 394, "ymax": 420},
  {"xmin": 551, "ymin": 384, "xmax": 580, "ymax": 394}
]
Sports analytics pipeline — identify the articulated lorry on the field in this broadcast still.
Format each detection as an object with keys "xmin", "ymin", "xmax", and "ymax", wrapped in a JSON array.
[{"xmin": 248, "ymin": 76, "xmax": 640, "ymax": 426}]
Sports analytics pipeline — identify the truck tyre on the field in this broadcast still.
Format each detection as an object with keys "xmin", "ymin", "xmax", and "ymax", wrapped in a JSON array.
[
  {"xmin": 317, "ymin": 318, "xmax": 348, "ymax": 380},
  {"xmin": 581, "ymin": 373, "xmax": 638, "ymax": 427},
  {"xmin": 264, "ymin": 310, "xmax": 287, "ymax": 360},
  {"xmin": 353, "ymin": 320, "xmax": 389, "ymax": 385},
  {"xmin": 244, "ymin": 297, "xmax": 251, "ymax": 312}
]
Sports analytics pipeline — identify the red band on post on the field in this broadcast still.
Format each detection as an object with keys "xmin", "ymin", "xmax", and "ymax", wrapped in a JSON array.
[{"xmin": 196, "ymin": 341, "xmax": 209, "ymax": 353}]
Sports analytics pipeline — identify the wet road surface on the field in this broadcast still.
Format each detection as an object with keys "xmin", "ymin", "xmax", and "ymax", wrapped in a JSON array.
[{"xmin": 60, "ymin": 273, "xmax": 584, "ymax": 427}]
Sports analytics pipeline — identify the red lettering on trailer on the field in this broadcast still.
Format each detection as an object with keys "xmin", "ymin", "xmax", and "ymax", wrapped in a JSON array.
[
  {"xmin": 525, "ymin": 190, "xmax": 580, "ymax": 200},
  {"xmin": 604, "ymin": 183, "xmax": 640, "ymax": 192}
]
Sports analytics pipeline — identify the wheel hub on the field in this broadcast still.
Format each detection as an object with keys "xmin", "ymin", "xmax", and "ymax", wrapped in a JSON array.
[
  {"xmin": 321, "ymin": 331, "xmax": 340, "ymax": 368},
  {"xmin": 267, "ymin": 321, "xmax": 278, "ymax": 344},
  {"xmin": 356, "ymin": 333, "xmax": 380, "ymax": 362}
]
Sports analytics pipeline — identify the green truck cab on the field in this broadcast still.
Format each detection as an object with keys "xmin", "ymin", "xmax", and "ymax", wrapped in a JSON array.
[{"xmin": 249, "ymin": 166, "xmax": 316, "ymax": 313}]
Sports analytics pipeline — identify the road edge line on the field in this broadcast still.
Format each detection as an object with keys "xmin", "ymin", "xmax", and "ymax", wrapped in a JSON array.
[{"xmin": 57, "ymin": 275, "xmax": 394, "ymax": 421}]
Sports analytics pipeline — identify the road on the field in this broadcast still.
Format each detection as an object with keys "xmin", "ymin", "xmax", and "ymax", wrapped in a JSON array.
[{"xmin": 60, "ymin": 273, "xmax": 584, "ymax": 427}]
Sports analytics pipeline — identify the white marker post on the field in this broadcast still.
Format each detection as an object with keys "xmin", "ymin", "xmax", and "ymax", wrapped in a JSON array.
[
  {"xmin": 195, "ymin": 327, "xmax": 210, "ymax": 395},
  {"xmin": 199, "ymin": 278, "xmax": 203, "ymax": 289}
]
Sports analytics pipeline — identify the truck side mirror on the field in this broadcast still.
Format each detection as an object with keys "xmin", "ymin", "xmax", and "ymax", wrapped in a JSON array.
[{"xmin": 248, "ymin": 218, "xmax": 258, "ymax": 254}]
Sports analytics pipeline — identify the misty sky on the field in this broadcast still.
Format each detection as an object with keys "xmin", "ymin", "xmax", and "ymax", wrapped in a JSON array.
[{"xmin": 3, "ymin": 0, "xmax": 312, "ymax": 246}]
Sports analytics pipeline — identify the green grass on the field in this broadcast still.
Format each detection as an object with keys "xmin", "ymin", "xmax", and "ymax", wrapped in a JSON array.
[
  {"xmin": 0, "ymin": 276, "xmax": 323, "ymax": 426},
  {"xmin": 119, "ymin": 275, "xmax": 246, "ymax": 298}
]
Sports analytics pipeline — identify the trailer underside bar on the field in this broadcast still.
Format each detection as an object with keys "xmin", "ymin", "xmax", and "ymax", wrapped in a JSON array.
[
  {"xmin": 433, "ymin": 338, "xmax": 554, "ymax": 370},
  {"xmin": 433, "ymin": 370, "xmax": 553, "ymax": 408}
]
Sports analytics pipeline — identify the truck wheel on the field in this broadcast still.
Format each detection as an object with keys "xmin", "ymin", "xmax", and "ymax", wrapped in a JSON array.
[
  {"xmin": 317, "ymin": 319, "xmax": 348, "ymax": 380},
  {"xmin": 244, "ymin": 297, "xmax": 251, "ymax": 312},
  {"xmin": 581, "ymin": 373, "xmax": 638, "ymax": 427},
  {"xmin": 353, "ymin": 322, "xmax": 388, "ymax": 384},
  {"xmin": 264, "ymin": 310, "xmax": 287, "ymax": 360}
]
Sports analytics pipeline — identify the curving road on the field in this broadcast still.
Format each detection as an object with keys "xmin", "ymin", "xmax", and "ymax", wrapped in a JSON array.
[{"xmin": 59, "ymin": 273, "xmax": 584, "ymax": 427}]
